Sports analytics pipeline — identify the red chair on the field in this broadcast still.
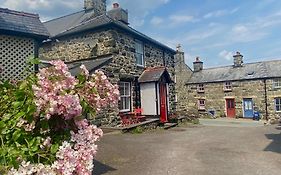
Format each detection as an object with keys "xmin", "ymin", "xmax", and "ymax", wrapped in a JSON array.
[{"xmin": 133, "ymin": 108, "xmax": 146, "ymax": 122}]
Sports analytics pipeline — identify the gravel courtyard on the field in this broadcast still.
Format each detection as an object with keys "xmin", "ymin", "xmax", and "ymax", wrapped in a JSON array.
[{"xmin": 93, "ymin": 119, "xmax": 281, "ymax": 175}]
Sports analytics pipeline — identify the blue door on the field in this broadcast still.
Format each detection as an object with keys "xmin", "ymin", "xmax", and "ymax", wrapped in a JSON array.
[{"xmin": 243, "ymin": 98, "xmax": 253, "ymax": 118}]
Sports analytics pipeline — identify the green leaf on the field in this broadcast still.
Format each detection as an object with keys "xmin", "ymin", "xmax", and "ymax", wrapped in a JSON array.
[
  {"xmin": 14, "ymin": 111, "xmax": 25, "ymax": 119},
  {"xmin": 12, "ymin": 130, "xmax": 21, "ymax": 141},
  {"xmin": 0, "ymin": 121, "xmax": 6, "ymax": 129},
  {"xmin": 50, "ymin": 144, "xmax": 59, "ymax": 154},
  {"xmin": 12, "ymin": 101, "xmax": 22, "ymax": 108}
]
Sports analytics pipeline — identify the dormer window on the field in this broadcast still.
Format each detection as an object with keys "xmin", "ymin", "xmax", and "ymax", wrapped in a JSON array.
[
  {"xmin": 197, "ymin": 84, "xmax": 204, "ymax": 93},
  {"xmin": 224, "ymin": 82, "xmax": 232, "ymax": 91}
]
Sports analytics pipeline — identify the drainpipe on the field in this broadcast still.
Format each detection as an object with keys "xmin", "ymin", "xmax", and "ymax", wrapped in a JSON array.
[{"xmin": 264, "ymin": 79, "xmax": 269, "ymax": 120}]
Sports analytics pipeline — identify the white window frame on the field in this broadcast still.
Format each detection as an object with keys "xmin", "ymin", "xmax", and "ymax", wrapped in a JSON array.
[
  {"xmin": 273, "ymin": 79, "xmax": 281, "ymax": 89},
  {"xmin": 119, "ymin": 82, "xmax": 131, "ymax": 112},
  {"xmin": 275, "ymin": 98, "xmax": 281, "ymax": 112},
  {"xmin": 135, "ymin": 40, "xmax": 144, "ymax": 67},
  {"xmin": 224, "ymin": 82, "xmax": 232, "ymax": 91},
  {"xmin": 198, "ymin": 99, "xmax": 206, "ymax": 110},
  {"xmin": 197, "ymin": 84, "xmax": 204, "ymax": 93}
]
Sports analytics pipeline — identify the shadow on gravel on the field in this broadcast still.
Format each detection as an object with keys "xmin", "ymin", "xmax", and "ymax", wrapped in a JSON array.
[
  {"xmin": 92, "ymin": 160, "xmax": 117, "ymax": 175},
  {"xmin": 264, "ymin": 132, "xmax": 281, "ymax": 154}
]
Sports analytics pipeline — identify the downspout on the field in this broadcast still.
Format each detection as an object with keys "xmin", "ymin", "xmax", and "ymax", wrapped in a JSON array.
[{"xmin": 264, "ymin": 79, "xmax": 269, "ymax": 120}]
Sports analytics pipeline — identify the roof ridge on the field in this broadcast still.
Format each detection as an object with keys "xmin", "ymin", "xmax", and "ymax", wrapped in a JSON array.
[
  {"xmin": 202, "ymin": 59, "xmax": 281, "ymax": 71},
  {"xmin": 0, "ymin": 8, "xmax": 39, "ymax": 18}
]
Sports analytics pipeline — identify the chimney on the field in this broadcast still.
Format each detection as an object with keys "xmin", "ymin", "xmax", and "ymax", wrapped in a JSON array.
[
  {"xmin": 233, "ymin": 51, "xmax": 243, "ymax": 67},
  {"xmin": 107, "ymin": 2, "xmax": 129, "ymax": 25},
  {"xmin": 84, "ymin": 0, "xmax": 106, "ymax": 16},
  {"xmin": 175, "ymin": 44, "xmax": 185, "ymax": 72},
  {"xmin": 193, "ymin": 57, "xmax": 203, "ymax": 72}
]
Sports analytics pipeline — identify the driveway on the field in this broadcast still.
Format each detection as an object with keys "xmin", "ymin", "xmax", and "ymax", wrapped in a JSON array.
[{"xmin": 93, "ymin": 120, "xmax": 281, "ymax": 175}]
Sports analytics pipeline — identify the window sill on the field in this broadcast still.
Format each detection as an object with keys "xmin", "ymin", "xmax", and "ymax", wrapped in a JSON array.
[
  {"xmin": 136, "ymin": 64, "xmax": 145, "ymax": 68},
  {"xmin": 198, "ymin": 108, "xmax": 206, "ymax": 111},
  {"xmin": 120, "ymin": 109, "xmax": 131, "ymax": 113}
]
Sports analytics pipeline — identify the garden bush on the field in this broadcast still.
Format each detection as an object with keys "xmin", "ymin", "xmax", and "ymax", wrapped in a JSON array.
[{"xmin": 0, "ymin": 60, "xmax": 119, "ymax": 175}]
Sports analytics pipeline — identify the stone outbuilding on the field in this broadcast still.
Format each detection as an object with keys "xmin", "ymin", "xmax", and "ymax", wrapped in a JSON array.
[
  {"xmin": 39, "ymin": 0, "xmax": 177, "ymax": 125},
  {"xmin": 0, "ymin": 8, "xmax": 49, "ymax": 80},
  {"xmin": 178, "ymin": 50, "xmax": 281, "ymax": 122}
]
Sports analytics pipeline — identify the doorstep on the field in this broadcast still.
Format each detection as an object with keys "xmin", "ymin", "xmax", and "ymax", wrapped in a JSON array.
[{"xmin": 100, "ymin": 118, "xmax": 160, "ymax": 132}]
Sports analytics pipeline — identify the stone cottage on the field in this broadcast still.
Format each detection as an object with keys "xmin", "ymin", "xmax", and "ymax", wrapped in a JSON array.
[
  {"xmin": 39, "ymin": 0, "xmax": 177, "ymax": 125},
  {"xmin": 0, "ymin": 8, "xmax": 49, "ymax": 80},
  {"xmin": 178, "ymin": 51, "xmax": 281, "ymax": 121}
]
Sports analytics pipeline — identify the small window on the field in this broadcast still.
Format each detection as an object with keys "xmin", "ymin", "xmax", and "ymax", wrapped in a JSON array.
[
  {"xmin": 224, "ymin": 82, "xmax": 232, "ymax": 91},
  {"xmin": 135, "ymin": 40, "xmax": 144, "ymax": 66},
  {"xmin": 275, "ymin": 98, "xmax": 281, "ymax": 112},
  {"xmin": 273, "ymin": 79, "xmax": 281, "ymax": 89},
  {"xmin": 119, "ymin": 82, "xmax": 131, "ymax": 112},
  {"xmin": 197, "ymin": 84, "xmax": 204, "ymax": 93},
  {"xmin": 198, "ymin": 99, "xmax": 206, "ymax": 110}
]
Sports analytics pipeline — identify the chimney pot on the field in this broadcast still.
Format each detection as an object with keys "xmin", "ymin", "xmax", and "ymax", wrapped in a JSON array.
[
  {"xmin": 113, "ymin": 3, "xmax": 119, "ymax": 8},
  {"xmin": 233, "ymin": 51, "xmax": 243, "ymax": 67},
  {"xmin": 193, "ymin": 57, "xmax": 203, "ymax": 72}
]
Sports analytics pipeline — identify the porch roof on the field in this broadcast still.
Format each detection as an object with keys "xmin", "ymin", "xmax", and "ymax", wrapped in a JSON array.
[
  {"xmin": 138, "ymin": 67, "xmax": 172, "ymax": 83},
  {"xmin": 39, "ymin": 54, "xmax": 113, "ymax": 76}
]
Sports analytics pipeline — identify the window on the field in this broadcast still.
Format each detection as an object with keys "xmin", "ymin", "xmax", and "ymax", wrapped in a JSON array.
[
  {"xmin": 273, "ymin": 79, "xmax": 281, "ymax": 89},
  {"xmin": 275, "ymin": 98, "xmax": 281, "ymax": 112},
  {"xmin": 135, "ymin": 40, "xmax": 144, "ymax": 66},
  {"xmin": 224, "ymin": 82, "xmax": 232, "ymax": 91},
  {"xmin": 119, "ymin": 82, "xmax": 131, "ymax": 112},
  {"xmin": 197, "ymin": 84, "xmax": 204, "ymax": 93},
  {"xmin": 198, "ymin": 99, "xmax": 206, "ymax": 110}
]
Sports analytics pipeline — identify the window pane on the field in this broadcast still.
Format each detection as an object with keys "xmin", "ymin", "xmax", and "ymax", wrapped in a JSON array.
[
  {"xmin": 275, "ymin": 98, "xmax": 281, "ymax": 111},
  {"xmin": 125, "ymin": 97, "xmax": 130, "ymax": 110},
  {"xmin": 119, "ymin": 83, "xmax": 125, "ymax": 96},
  {"xmin": 136, "ymin": 53, "xmax": 143, "ymax": 65},
  {"xmin": 124, "ymin": 83, "xmax": 130, "ymax": 96}
]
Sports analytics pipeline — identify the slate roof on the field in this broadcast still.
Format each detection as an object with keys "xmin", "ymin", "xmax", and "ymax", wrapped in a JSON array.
[
  {"xmin": 187, "ymin": 60, "xmax": 281, "ymax": 84},
  {"xmin": 40, "ymin": 55, "xmax": 113, "ymax": 76},
  {"xmin": 138, "ymin": 67, "xmax": 172, "ymax": 83},
  {"xmin": 0, "ymin": 8, "xmax": 49, "ymax": 38},
  {"xmin": 44, "ymin": 10, "xmax": 176, "ymax": 53}
]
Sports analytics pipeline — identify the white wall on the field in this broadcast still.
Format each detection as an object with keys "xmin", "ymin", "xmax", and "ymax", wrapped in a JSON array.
[{"xmin": 140, "ymin": 83, "xmax": 157, "ymax": 115}]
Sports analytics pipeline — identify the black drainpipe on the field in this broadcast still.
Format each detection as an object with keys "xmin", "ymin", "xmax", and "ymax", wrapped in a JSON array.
[{"xmin": 264, "ymin": 79, "xmax": 268, "ymax": 120}]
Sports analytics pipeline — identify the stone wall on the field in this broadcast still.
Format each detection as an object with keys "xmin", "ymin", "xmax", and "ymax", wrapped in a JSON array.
[
  {"xmin": 39, "ymin": 28, "xmax": 176, "ymax": 125},
  {"xmin": 0, "ymin": 34, "xmax": 35, "ymax": 80},
  {"xmin": 184, "ymin": 79, "xmax": 281, "ymax": 120},
  {"xmin": 40, "ymin": 29, "xmax": 118, "ymax": 62},
  {"xmin": 174, "ymin": 50, "xmax": 193, "ymax": 114},
  {"xmin": 266, "ymin": 79, "xmax": 281, "ymax": 120}
]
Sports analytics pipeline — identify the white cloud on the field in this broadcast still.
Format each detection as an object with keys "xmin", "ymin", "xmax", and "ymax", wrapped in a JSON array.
[
  {"xmin": 169, "ymin": 15, "xmax": 194, "ymax": 24},
  {"xmin": 230, "ymin": 24, "xmax": 267, "ymax": 42},
  {"xmin": 150, "ymin": 16, "xmax": 164, "ymax": 26},
  {"xmin": 2, "ymin": 0, "xmax": 80, "ymax": 11},
  {"xmin": 219, "ymin": 50, "xmax": 233, "ymax": 60},
  {"xmin": 204, "ymin": 8, "xmax": 239, "ymax": 19}
]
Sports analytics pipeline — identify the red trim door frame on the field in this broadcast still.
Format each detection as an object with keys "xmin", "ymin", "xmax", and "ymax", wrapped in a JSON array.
[
  {"xmin": 159, "ymin": 83, "xmax": 168, "ymax": 123},
  {"xmin": 226, "ymin": 99, "xmax": 236, "ymax": 118}
]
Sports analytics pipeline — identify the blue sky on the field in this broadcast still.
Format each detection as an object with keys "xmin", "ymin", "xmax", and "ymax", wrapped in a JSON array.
[{"xmin": 1, "ymin": 0, "xmax": 281, "ymax": 68}]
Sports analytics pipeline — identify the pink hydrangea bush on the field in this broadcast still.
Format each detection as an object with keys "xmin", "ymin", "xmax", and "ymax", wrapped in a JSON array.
[{"xmin": 1, "ymin": 60, "xmax": 119, "ymax": 175}]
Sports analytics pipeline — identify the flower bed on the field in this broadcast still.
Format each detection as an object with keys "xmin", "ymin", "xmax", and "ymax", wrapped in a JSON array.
[{"xmin": 0, "ymin": 60, "xmax": 119, "ymax": 175}]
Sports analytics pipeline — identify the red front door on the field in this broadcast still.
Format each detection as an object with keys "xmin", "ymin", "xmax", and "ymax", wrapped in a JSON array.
[
  {"xmin": 159, "ymin": 83, "xmax": 168, "ymax": 123},
  {"xmin": 226, "ymin": 99, "xmax": 236, "ymax": 118}
]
